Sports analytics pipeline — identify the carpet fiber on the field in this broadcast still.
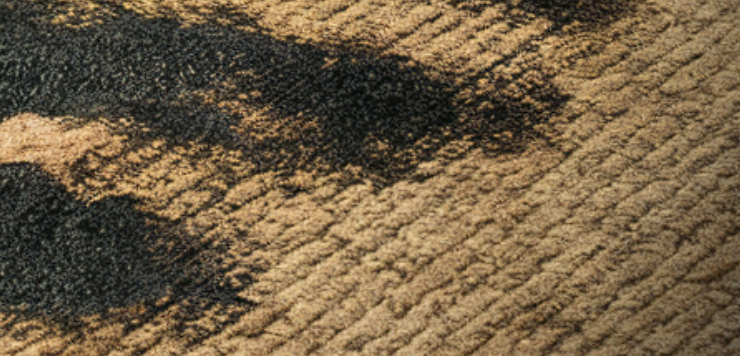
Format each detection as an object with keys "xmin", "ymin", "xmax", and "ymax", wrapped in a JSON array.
[{"xmin": 1, "ymin": 0, "xmax": 738, "ymax": 355}]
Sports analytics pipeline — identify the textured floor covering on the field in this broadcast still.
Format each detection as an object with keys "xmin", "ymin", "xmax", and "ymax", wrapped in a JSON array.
[{"xmin": 0, "ymin": 0, "xmax": 739, "ymax": 355}]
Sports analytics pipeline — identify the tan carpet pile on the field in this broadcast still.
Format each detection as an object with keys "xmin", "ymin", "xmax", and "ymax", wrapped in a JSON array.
[{"xmin": 0, "ymin": 0, "xmax": 738, "ymax": 355}]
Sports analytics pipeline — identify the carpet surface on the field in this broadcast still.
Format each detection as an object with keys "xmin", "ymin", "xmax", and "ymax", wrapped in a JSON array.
[{"xmin": 0, "ymin": 0, "xmax": 739, "ymax": 355}]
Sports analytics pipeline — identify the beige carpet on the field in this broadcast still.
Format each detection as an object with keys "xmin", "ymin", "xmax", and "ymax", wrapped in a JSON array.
[{"xmin": 1, "ymin": 0, "xmax": 739, "ymax": 355}]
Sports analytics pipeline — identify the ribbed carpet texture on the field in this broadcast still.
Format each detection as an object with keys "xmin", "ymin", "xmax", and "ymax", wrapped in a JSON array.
[{"xmin": 1, "ymin": 0, "xmax": 739, "ymax": 355}]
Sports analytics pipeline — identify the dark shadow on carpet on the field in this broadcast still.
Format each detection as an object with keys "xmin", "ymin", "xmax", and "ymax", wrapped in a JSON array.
[
  {"xmin": 0, "ymin": 163, "xmax": 250, "ymax": 324},
  {"xmin": 0, "ymin": 0, "xmax": 580, "ymax": 184}
]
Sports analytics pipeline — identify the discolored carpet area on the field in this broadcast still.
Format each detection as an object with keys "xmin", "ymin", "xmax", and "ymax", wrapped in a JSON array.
[{"xmin": 1, "ymin": 0, "xmax": 739, "ymax": 355}]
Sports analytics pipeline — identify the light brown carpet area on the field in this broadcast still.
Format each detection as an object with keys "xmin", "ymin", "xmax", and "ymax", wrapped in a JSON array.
[{"xmin": 1, "ymin": 0, "xmax": 739, "ymax": 355}]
